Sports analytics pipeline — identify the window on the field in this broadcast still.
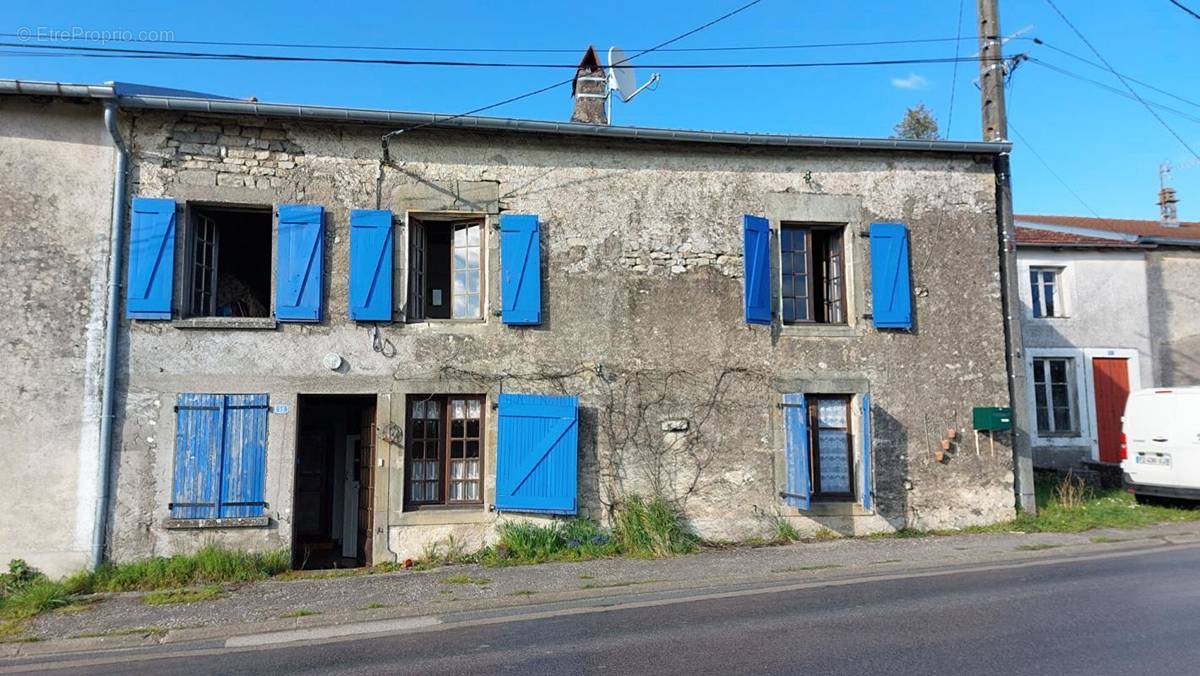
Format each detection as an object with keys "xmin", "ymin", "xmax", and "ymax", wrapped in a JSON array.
[
  {"xmin": 170, "ymin": 393, "xmax": 269, "ymax": 520},
  {"xmin": 781, "ymin": 224, "xmax": 846, "ymax": 324},
  {"xmin": 407, "ymin": 216, "xmax": 483, "ymax": 321},
  {"xmin": 406, "ymin": 395, "xmax": 484, "ymax": 507},
  {"xmin": 808, "ymin": 395, "xmax": 854, "ymax": 499},
  {"xmin": 187, "ymin": 206, "xmax": 272, "ymax": 318},
  {"xmin": 1032, "ymin": 358, "xmax": 1078, "ymax": 436},
  {"xmin": 1029, "ymin": 266, "xmax": 1064, "ymax": 318}
]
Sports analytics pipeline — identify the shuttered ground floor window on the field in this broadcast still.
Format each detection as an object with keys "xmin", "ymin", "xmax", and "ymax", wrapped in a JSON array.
[
  {"xmin": 406, "ymin": 395, "xmax": 484, "ymax": 508},
  {"xmin": 171, "ymin": 393, "xmax": 269, "ymax": 519},
  {"xmin": 783, "ymin": 392, "xmax": 871, "ymax": 510}
]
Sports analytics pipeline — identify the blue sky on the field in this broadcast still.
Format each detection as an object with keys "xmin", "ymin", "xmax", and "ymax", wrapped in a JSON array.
[{"xmin": 6, "ymin": 0, "xmax": 1200, "ymax": 220}]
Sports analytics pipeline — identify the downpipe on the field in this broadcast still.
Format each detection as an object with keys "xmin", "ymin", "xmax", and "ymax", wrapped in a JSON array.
[{"xmin": 93, "ymin": 101, "xmax": 128, "ymax": 569}]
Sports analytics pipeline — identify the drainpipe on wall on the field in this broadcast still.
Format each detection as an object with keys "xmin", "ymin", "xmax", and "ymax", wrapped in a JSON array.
[{"xmin": 92, "ymin": 101, "xmax": 129, "ymax": 570}]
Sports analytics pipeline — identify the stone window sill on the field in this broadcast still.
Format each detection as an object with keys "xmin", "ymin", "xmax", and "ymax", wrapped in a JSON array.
[
  {"xmin": 394, "ymin": 506, "xmax": 494, "ymax": 527},
  {"xmin": 163, "ymin": 516, "xmax": 271, "ymax": 529},
  {"xmin": 778, "ymin": 323, "xmax": 860, "ymax": 338},
  {"xmin": 800, "ymin": 502, "xmax": 873, "ymax": 517},
  {"xmin": 172, "ymin": 317, "xmax": 278, "ymax": 330}
]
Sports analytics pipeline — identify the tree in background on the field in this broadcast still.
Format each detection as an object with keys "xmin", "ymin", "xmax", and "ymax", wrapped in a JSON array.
[{"xmin": 893, "ymin": 103, "xmax": 941, "ymax": 140}]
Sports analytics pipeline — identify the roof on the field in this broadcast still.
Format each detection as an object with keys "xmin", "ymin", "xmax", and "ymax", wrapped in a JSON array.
[
  {"xmin": 0, "ymin": 78, "xmax": 1011, "ymax": 155},
  {"xmin": 1016, "ymin": 214, "xmax": 1200, "ymax": 246},
  {"xmin": 1015, "ymin": 225, "xmax": 1145, "ymax": 248}
]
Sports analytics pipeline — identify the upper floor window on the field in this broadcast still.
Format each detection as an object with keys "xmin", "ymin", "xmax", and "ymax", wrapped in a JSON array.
[
  {"xmin": 1029, "ymin": 266, "xmax": 1064, "ymax": 318},
  {"xmin": 1032, "ymin": 357, "xmax": 1078, "ymax": 436},
  {"xmin": 408, "ymin": 216, "xmax": 483, "ymax": 321},
  {"xmin": 781, "ymin": 223, "xmax": 846, "ymax": 324},
  {"xmin": 187, "ymin": 205, "xmax": 272, "ymax": 318}
]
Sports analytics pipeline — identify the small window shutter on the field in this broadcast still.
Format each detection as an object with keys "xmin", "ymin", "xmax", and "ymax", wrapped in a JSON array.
[
  {"xmin": 126, "ymin": 197, "xmax": 176, "ymax": 319},
  {"xmin": 220, "ymin": 394, "xmax": 269, "ymax": 518},
  {"xmin": 743, "ymin": 214, "xmax": 771, "ymax": 324},
  {"xmin": 171, "ymin": 393, "xmax": 225, "ymax": 519},
  {"xmin": 861, "ymin": 392, "xmax": 873, "ymax": 510},
  {"xmin": 869, "ymin": 223, "xmax": 913, "ymax": 329},
  {"xmin": 276, "ymin": 204, "xmax": 324, "ymax": 322},
  {"xmin": 349, "ymin": 209, "xmax": 394, "ymax": 321},
  {"xmin": 783, "ymin": 393, "xmax": 810, "ymax": 510},
  {"xmin": 495, "ymin": 393, "xmax": 578, "ymax": 514},
  {"xmin": 500, "ymin": 214, "xmax": 542, "ymax": 325}
]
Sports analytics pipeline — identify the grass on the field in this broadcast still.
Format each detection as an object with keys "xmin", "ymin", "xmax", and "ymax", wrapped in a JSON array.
[
  {"xmin": 361, "ymin": 602, "xmax": 389, "ymax": 610},
  {"xmin": 143, "ymin": 585, "xmax": 221, "ymax": 606},
  {"xmin": 771, "ymin": 564, "xmax": 842, "ymax": 573},
  {"xmin": 509, "ymin": 590, "xmax": 536, "ymax": 596},
  {"xmin": 1090, "ymin": 536, "xmax": 1128, "ymax": 544},
  {"xmin": 279, "ymin": 609, "xmax": 319, "ymax": 619},
  {"xmin": 580, "ymin": 579, "xmax": 662, "ymax": 590},
  {"xmin": 441, "ymin": 575, "xmax": 491, "ymax": 586},
  {"xmin": 771, "ymin": 517, "xmax": 802, "ymax": 544},
  {"xmin": 1015, "ymin": 543, "xmax": 1061, "ymax": 552},
  {"xmin": 71, "ymin": 626, "xmax": 167, "ymax": 639},
  {"xmin": 811, "ymin": 528, "xmax": 840, "ymax": 541},
  {"xmin": 69, "ymin": 546, "xmax": 290, "ymax": 594}
]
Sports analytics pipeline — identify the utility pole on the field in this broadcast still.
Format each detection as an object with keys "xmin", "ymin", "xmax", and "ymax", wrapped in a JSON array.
[{"xmin": 978, "ymin": 0, "xmax": 1036, "ymax": 513}]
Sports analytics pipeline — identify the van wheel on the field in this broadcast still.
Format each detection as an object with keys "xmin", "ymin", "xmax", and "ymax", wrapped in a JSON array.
[{"xmin": 1134, "ymin": 493, "xmax": 1159, "ymax": 506}]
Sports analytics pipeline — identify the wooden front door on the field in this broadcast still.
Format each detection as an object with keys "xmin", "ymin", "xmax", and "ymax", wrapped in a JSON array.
[
  {"xmin": 356, "ymin": 405, "xmax": 377, "ymax": 565},
  {"xmin": 1093, "ymin": 358, "xmax": 1131, "ymax": 464}
]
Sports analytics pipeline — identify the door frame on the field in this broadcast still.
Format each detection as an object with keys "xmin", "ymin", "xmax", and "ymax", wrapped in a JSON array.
[{"xmin": 1081, "ymin": 348, "xmax": 1142, "ymax": 462}]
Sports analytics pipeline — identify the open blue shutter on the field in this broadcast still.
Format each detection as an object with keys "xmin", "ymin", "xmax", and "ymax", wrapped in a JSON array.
[
  {"xmin": 349, "ymin": 209, "xmax": 393, "ymax": 321},
  {"xmin": 500, "ymin": 214, "xmax": 542, "ymax": 325},
  {"xmin": 743, "ymin": 214, "xmax": 771, "ymax": 324},
  {"xmin": 171, "ymin": 394, "xmax": 224, "ymax": 519},
  {"xmin": 783, "ymin": 393, "xmax": 810, "ymax": 510},
  {"xmin": 861, "ymin": 393, "xmax": 873, "ymax": 510},
  {"xmin": 495, "ymin": 393, "xmax": 578, "ymax": 514},
  {"xmin": 869, "ymin": 223, "xmax": 913, "ymax": 329},
  {"xmin": 277, "ymin": 204, "xmax": 324, "ymax": 322},
  {"xmin": 127, "ymin": 197, "xmax": 176, "ymax": 319},
  {"xmin": 220, "ymin": 394, "xmax": 269, "ymax": 518}
]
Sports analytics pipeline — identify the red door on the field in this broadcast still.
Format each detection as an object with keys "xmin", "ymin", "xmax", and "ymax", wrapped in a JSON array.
[{"xmin": 1093, "ymin": 358, "xmax": 1131, "ymax": 464}]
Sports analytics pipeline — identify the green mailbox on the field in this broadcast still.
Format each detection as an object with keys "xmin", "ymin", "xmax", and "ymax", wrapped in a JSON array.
[{"xmin": 972, "ymin": 406, "xmax": 1012, "ymax": 431}]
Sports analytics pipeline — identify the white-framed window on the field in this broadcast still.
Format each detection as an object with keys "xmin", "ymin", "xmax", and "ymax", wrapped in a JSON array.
[
  {"xmin": 407, "ymin": 216, "xmax": 484, "ymax": 321},
  {"xmin": 1029, "ymin": 266, "xmax": 1065, "ymax": 318},
  {"xmin": 1032, "ymin": 357, "xmax": 1078, "ymax": 436}
]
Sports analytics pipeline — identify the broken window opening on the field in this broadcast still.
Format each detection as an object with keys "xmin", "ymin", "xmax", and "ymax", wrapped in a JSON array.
[{"xmin": 187, "ymin": 206, "xmax": 272, "ymax": 318}]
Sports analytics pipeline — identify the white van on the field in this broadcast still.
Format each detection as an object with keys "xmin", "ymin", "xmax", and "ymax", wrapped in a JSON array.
[{"xmin": 1121, "ymin": 387, "xmax": 1200, "ymax": 503}]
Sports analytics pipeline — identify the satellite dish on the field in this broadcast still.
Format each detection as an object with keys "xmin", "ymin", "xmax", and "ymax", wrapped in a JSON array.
[{"xmin": 606, "ymin": 46, "xmax": 660, "ymax": 122}]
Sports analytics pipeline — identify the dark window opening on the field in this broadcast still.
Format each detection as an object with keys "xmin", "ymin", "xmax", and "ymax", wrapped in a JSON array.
[
  {"xmin": 1033, "ymin": 357, "xmax": 1078, "ymax": 436},
  {"xmin": 781, "ymin": 224, "xmax": 846, "ymax": 324},
  {"xmin": 406, "ymin": 395, "xmax": 484, "ymax": 508},
  {"xmin": 809, "ymin": 395, "xmax": 854, "ymax": 500},
  {"xmin": 188, "ymin": 206, "xmax": 272, "ymax": 318},
  {"xmin": 407, "ymin": 216, "xmax": 482, "ymax": 321}
]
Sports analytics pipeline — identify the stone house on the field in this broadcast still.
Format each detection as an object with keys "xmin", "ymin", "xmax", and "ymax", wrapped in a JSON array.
[
  {"xmin": 1014, "ymin": 214, "xmax": 1200, "ymax": 471},
  {"xmin": 1, "ymin": 78, "xmax": 1019, "ymax": 575}
]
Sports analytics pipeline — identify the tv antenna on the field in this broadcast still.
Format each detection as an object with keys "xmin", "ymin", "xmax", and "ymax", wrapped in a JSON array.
[{"xmin": 606, "ymin": 46, "xmax": 660, "ymax": 124}]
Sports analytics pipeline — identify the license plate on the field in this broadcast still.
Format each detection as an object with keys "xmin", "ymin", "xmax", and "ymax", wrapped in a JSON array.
[{"xmin": 1136, "ymin": 454, "xmax": 1171, "ymax": 466}]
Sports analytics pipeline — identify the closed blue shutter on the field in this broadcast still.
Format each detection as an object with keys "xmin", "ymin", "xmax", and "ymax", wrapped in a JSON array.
[
  {"xmin": 500, "ymin": 214, "xmax": 542, "ymax": 325},
  {"xmin": 861, "ymin": 393, "xmax": 873, "ymax": 510},
  {"xmin": 276, "ymin": 204, "xmax": 324, "ymax": 322},
  {"xmin": 171, "ymin": 394, "xmax": 224, "ymax": 519},
  {"xmin": 349, "ymin": 209, "xmax": 394, "ymax": 321},
  {"xmin": 127, "ymin": 197, "xmax": 176, "ymax": 319},
  {"xmin": 869, "ymin": 223, "xmax": 913, "ymax": 329},
  {"xmin": 743, "ymin": 214, "xmax": 771, "ymax": 324},
  {"xmin": 495, "ymin": 393, "xmax": 578, "ymax": 514},
  {"xmin": 783, "ymin": 393, "xmax": 811, "ymax": 510},
  {"xmin": 220, "ymin": 394, "xmax": 269, "ymax": 518}
]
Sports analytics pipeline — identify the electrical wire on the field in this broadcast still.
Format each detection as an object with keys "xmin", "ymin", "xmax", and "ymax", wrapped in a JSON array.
[
  {"xmin": 1167, "ymin": 0, "xmax": 1200, "ymax": 21},
  {"xmin": 1010, "ymin": 123, "xmax": 1101, "ymax": 217},
  {"xmin": 1031, "ymin": 38, "xmax": 1200, "ymax": 112},
  {"xmin": 1044, "ymin": 0, "xmax": 1200, "ymax": 162},
  {"xmin": 946, "ymin": 0, "xmax": 966, "ymax": 138},
  {"xmin": 1027, "ymin": 57, "xmax": 1200, "ymax": 125}
]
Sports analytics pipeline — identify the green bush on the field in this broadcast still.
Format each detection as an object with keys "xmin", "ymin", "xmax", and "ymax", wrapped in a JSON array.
[
  {"xmin": 0, "ymin": 560, "xmax": 76, "ymax": 626},
  {"xmin": 613, "ymin": 496, "xmax": 698, "ymax": 558},
  {"xmin": 487, "ymin": 518, "xmax": 619, "ymax": 565},
  {"xmin": 71, "ymin": 546, "xmax": 290, "ymax": 594}
]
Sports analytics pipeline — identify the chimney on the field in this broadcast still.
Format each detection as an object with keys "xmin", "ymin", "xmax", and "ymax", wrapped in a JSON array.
[
  {"xmin": 571, "ymin": 46, "xmax": 608, "ymax": 125},
  {"xmin": 1160, "ymin": 186, "xmax": 1180, "ymax": 227}
]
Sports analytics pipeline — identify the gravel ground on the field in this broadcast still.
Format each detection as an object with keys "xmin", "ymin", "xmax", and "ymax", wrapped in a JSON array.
[{"xmin": 22, "ymin": 523, "xmax": 1196, "ymax": 642}]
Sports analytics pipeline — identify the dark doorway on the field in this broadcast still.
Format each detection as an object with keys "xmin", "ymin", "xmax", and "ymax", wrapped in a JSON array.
[{"xmin": 293, "ymin": 395, "xmax": 377, "ymax": 569}]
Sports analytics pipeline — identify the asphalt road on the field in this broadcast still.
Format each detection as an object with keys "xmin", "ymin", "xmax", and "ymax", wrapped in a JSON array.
[{"xmin": 17, "ymin": 545, "xmax": 1200, "ymax": 675}]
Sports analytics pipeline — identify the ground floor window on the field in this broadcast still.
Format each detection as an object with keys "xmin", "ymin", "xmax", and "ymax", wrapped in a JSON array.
[
  {"xmin": 1032, "ymin": 357, "xmax": 1078, "ymax": 436},
  {"xmin": 407, "ymin": 395, "xmax": 484, "ymax": 507},
  {"xmin": 808, "ymin": 395, "xmax": 854, "ymax": 500}
]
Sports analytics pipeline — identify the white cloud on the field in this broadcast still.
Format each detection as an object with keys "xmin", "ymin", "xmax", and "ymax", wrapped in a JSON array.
[{"xmin": 891, "ymin": 73, "xmax": 930, "ymax": 90}]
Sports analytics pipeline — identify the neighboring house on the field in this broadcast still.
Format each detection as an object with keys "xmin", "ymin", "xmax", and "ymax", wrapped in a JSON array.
[
  {"xmin": 1015, "ymin": 214, "xmax": 1200, "ymax": 470},
  {"xmin": 1, "ymin": 74, "xmax": 1020, "ymax": 576}
]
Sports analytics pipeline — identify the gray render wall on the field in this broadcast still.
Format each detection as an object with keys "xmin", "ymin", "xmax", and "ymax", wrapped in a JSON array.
[
  {"xmin": 107, "ymin": 110, "xmax": 1015, "ymax": 563},
  {"xmin": 0, "ymin": 98, "xmax": 115, "ymax": 576},
  {"xmin": 1147, "ymin": 249, "xmax": 1200, "ymax": 386}
]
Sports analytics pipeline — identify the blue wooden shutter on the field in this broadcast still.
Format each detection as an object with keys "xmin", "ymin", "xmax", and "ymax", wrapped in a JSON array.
[
  {"xmin": 495, "ymin": 393, "xmax": 578, "ymax": 514},
  {"xmin": 783, "ymin": 393, "xmax": 810, "ymax": 510},
  {"xmin": 127, "ymin": 197, "xmax": 176, "ymax": 319},
  {"xmin": 220, "ymin": 394, "xmax": 269, "ymax": 518},
  {"xmin": 743, "ymin": 214, "xmax": 771, "ymax": 324},
  {"xmin": 500, "ymin": 214, "xmax": 542, "ymax": 325},
  {"xmin": 349, "ymin": 209, "xmax": 394, "ymax": 321},
  {"xmin": 171, "ymin": 393, "xmax": 224, "ymax": 519},
  {"xmin": 276, "ymin": 204, "xmax": 324, "ymax": 322},
  {"xmin": 861, "ymin": 393, "xmax": 873, "ymax": 510},
  {"xmin": 869, "ymin": 223, "xmax": 913, "ymax": 329}
]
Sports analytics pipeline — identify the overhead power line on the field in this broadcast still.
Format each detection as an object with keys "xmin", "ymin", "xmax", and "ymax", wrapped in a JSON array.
[
  {"xmin": 1031, "ymin": 38, "xmax": 1200, "ymax": 111},
  {"xmin": 946, "ymin": 0, "xmax": 966, "ymax": 137},
  {"xmin": 1044, "ymin": 0, "xmax": 1200, "ymax": 162},
  {"xmin": 1027, "ymin": 58, "xmax": 1200, "ymax": 125},
  {"xmin": 1167, "ymin": 0, "xmax": 1200, "ymax": 21}
]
